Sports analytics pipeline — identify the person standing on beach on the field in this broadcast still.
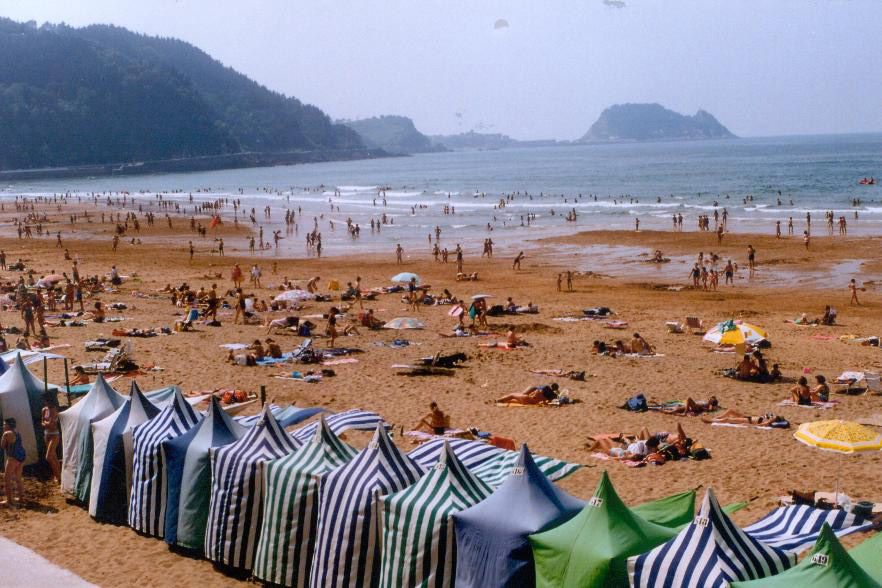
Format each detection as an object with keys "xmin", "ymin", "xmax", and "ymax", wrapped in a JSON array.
[
  {"xmin": 189, "ymin": 241, "xmax": 194, "ymax": 261},
  {"xmin": 635, "ymin": 218, "xmax": 640, "ymax": 231},
  {"xmin": 41, "ymin": 393, "xmax": 61, "ymax": 484},
  {"xmin": 788, "ymin": 217, "xmax": 794, "ymax": 235},
  {"xmin": 566, "ymin": 271, "xmax": 573, "ymax": 292},
  {"xmin": 396, "ymin": 244, "xmax": 403, "ymax": 264},
  {"xmin": 849, "ymin": 279, "xmax": 861, "ymax": 306},
  {"xmin": 456, "ymin": 245, "xmax": 463, "ymax": 273},
  {"xmin": 218, "ymin": 238, "xmax": 224, "ymax": 256},
  {"xmin": 803, "ymin": 231, "xmax": 810, "ymax": 249},
  {"xmin": 513, "ymin": 251, "xmax": 524, "ymax": 270},
  {"xmin": 1, "ymin": 418, "xmax": 25, "ymax": 505},
  {"xmin": 233, "ymin": 288, "xmax": 246, "ymax": 324},
  {"xmin": 231, "ymin": 263, "xmax": 243, "ymax": 289},
  {"xmin": 775, "ymin": 221, "xmax": 781, "ymax": 238},
  {"xmin": 556, "ymin": 273, "xmax": 562, "ymax": 292},
  {"xmin": 725, "ymin": 260, "xmax": 734, "ymax": 285},
  {"xmin": 747, "ymin": 245, "xmax": 756, "ymax": 271},
  {"xmin": 716, "ymin": 225, "xmax": 724, "ymax": 244}
]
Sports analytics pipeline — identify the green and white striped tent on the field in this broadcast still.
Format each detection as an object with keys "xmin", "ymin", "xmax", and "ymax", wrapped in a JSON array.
[
  {"xmin": 252, "ymin": 416, "xmax": 357, "ymax": 587},
  {"xmin": 379, "ymin": 441, "xmax": 493, "ymax": 587}
]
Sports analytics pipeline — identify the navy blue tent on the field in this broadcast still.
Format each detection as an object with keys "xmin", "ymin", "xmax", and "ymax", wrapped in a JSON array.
[{"xmin": 453, "ymin": 444, "xmax": 584, "ymax": 587}]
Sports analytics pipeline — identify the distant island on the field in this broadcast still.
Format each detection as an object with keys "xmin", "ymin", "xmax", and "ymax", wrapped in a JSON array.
[
  {"xmin": 579, "ymin": 103, "xmax": 736, "ymax": 142},
  {"xmin": 340, "ymin": 115, "xmax": 447, "ymax": 155},
  {"xmin": 0, "ymin": 19, "xmax": 382, "ymax": 176}
]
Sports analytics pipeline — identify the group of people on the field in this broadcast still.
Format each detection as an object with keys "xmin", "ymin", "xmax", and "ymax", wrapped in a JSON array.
[{"xmin": 592, "ymin": 333, "xmax": 654, "ymax": 356}]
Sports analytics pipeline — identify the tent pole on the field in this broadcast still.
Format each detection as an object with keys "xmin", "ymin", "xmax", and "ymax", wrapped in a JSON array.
[
  {"xmin": 43, "ymin": 356, "xmax": 48, "ymax": 395},
  {"xmin": 260, "ymin": 385, "xmax": 266, "ymax": 407},
  {"xmin": 64, "ymin": 358, "xmax": 72, "ymax": 407},
  {"xmin": 835, "ymin": 453, "xmax": 841, "ymax": 509}
]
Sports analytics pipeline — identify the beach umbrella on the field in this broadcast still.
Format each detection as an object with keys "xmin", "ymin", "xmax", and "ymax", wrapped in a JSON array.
[
  {"xmin": 253, "ymin": 417, "xmax": 358, "ymax": 587},
  {"xmin": 453, "ymin": 444, "xmax": 584, "ymax": 587},
  {"xmin": 794, "ymin": 419, "xmax": 882, "ymax": 507},
  {"xmin": 703, "ymin": 319, "xmax": 769, "ymax": 346},
  {"xmin": 408, "ymin": 437, "xmax": 581, "ymax": 487},
  {"xmin": 390, "ymin": 272, "xmax": 420, "ymax": 284},
  {"xmin": 128, "ymin": 389, "xmax": 200, "ymax": 537},
  {"xmin": 59, "ymin": 374, "xmax": 125, "ymax": 500},
  {"xmin": 378, "ymin": 441, "xmax": 492, "ymax": 587},
  {"xmin": 529, "ymin": 471, "xmax": 677, "ymax": 587},
  {"xmin": 629, "ymin": 488, "xmax": 795, "ymax": 588},
  {"xmin": 0, "ymin": 353, "xmax": 58, "ymax": 467},
  {"xmin": 274, "ymin": 289, "xmax": 315, "ymax": 302},
  {"xmin": 744, "ymin": 503, "xmax": 874, "ymax": 554},
  {"xmin": 470, "ymin": 294, "xmax": 492, "ymax": 300},
  {"xmin": 382, "ymin": 317, "xmax": 425, "ymax": 330},
  {"xmin": 88, "ymin": 381, "xmax": 160, "ymax": 524},
  {"xmin": 35, "ymin": 274, "xmax": 63, "ymax": 287},
  {"xmin": 205, "ymin": 403, "xmax": 301, "ymax": 571},
  {"xmin": 163, "ymin": 396, "xmax": 246, "ymax": 551},
  {"xmin": 730, "ymin": 524, "xmax": 881, "ymax": 587},
  {"xmin": 310, "ymin": 425, "xmax": 423, "ymax": 588}
]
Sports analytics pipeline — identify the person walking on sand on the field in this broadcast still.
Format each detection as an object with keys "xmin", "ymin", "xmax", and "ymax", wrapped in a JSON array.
[
  {"xmin": 803, "ymin": 231, "xmax": 810, "ymax": 249},
  {"xmin": 233, "ymin": 288, "xmax": 246, "ymax": 324},
  {"xmin": 251, "ymin": 264, "xmax": 262, "ymax": 288},
  {"xmin": 556, "ymin": 273, "xmax": 562, "ymax": 292},
  {"xmin": 455, "ymin": 245, "xmax": 463, "ymax": 273},
  {"xmin": 218, "ymin": 238, "xmax": 224, "ymax": 256},
  {"xmin": 189, "ymin": 241, "xmax": 194, "ymax": 261},
  {"xmin": 849, "ymin": 278, "xmax": 862, "ymax": 306},
  {"xmin": 513, "ymin": 251, "xmax": 524, "ymax": 270},
  {"xmin": 566, "ymin": 270, "xmax": 573, "ymax": 292},
  {"xmin": 1, "ymin": 417, "xmax": 25, "ymax": 505},
  {"xmin": 747, "ymin": 244, "xmax": 756, "ymax": 271},
  {"xmin": 716, "ymin": 224, "xmax": 724, "ymax": 244},
  {"xmin": 396, "ymin": 244, "xmax": 403, "ymax": 264},
  {"xmin": 775, "ymin": 221, "xmax": 781, "ymax": 238}
]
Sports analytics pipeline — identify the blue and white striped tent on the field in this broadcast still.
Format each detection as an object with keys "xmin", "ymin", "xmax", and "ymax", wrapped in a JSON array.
[
  {"xmin": 163, "ymin": 395, "xmax": 246, "ymax": 550},
  {"xmin": 744, "ymin": 504, "xmax": 874, "ymax": 553},
  {"xmin": 60, "ymin": 376, "xmax": 125, "ymax": 502},
  {"xmin": 235, "ymin": 405, "xmax": 325, "ymax": 429},
  {"xmin": 128, "ymin": 388, "xmax": 199, "ymax": 537},
  {"xmin": 629, "ymin": 489, "xmax": 795, "ymax": 587},
  {"xmin": 379, "ymin": 441, "xmax": 492, "ymax": 587},
  {"xmin": 408, "ymin": 437, "xmax": 581, "ymax": 487},
  {"xmin": 88, "ymin": 381, "xmax": 160, "ymax": 524},
  {"xmin": 453, "ymin": 444, "xmax": 585, "ymax": 587},
  {"xmin": 205, "ymin": 403, "xmax": 301, "ymax": 570},
  {"xmin": 310, "ymin": 425, "xmax": 423, "ymax": 588},
  {"xmin": 253, "ymin": 416, "xmax": 358, "ymax": 587},
  {"xmin": 290, "ymin": 409, "xmax": 386, "ymax": 443}
]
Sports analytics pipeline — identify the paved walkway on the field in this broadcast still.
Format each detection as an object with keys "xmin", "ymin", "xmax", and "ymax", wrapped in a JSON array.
[{"xmin": 0, "ymin": 536, "xmax": 96, "ymax": 587}]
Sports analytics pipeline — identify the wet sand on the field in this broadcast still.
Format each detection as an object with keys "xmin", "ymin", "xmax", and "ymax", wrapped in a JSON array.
[{"xmin": 1, "ymin": 213, "xmax": 881, "ymax": 586}]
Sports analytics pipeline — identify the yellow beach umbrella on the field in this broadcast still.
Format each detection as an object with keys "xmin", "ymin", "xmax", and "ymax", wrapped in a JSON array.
[
  {"xmin": 794, "ymin": 420, "xmax": 882, "ymax": 506},
  {"xmin": 703, "ymin": 320, "xmax": 769, "ymax": 346}
]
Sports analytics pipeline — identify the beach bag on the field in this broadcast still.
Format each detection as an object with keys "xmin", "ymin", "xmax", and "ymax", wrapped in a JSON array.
[
  {"xmin": 625, "ymin": 393, "xmax": 647, "ymax": 412},
  {"xmin": 298, "ymin": 323, "xmax": 312, "ymax": 336}
]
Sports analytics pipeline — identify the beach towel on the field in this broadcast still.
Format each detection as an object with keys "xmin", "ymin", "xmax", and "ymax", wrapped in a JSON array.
[
  {"xmin": 255, "ymin": 352, "xmax": 295, "ymax": 366},
  {"xmin": 778, "ymin": 399, "xmax": 838, "ymax": 409},
  {"xmin": 619, "ymin": 352, "xmax": 665, "ymax": 358},
  {"xmin": 604, "ymin": 320, "xmax": 628, "ymax": 329},
  {"xmin": 711, "ymin": 422, "xmax": 776, "ymax": 430},
  {"xmin": 744, "ymin": 504, "xmax": 873, "ymax": 553},
  {"xmin": 590, "ymin": 452, "xmax": 645, "ymax": 468},
  {"xmin": 811, "ymin": 335, "xmax": 835, "ymax": 340},
  {"xmin": 321, "ymin": 358, "xmax": 358, "ymax": 366}
]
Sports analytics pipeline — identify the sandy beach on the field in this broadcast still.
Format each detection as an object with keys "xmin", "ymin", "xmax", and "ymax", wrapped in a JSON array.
[{"xmin": 1, "ymin": 204, "xmax": 881, "ymax": 586}]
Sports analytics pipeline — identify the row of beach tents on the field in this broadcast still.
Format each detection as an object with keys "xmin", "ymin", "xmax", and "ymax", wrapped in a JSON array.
[{"xmin": 2, "ymin": 354, "xmax": 881, "ymax": 587}]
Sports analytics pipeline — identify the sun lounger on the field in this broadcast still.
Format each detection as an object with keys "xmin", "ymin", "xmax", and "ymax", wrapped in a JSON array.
[
  {"xmin": 666, "ymin": 321, "xmax": 685, "ymax": 334},
  {"xmin": 686, "ymin": 316, "xmax": 705, "ymax": 335},
  {"xmin": 864, "ymin": 372, "xmax": 882, "ymax": 395}
]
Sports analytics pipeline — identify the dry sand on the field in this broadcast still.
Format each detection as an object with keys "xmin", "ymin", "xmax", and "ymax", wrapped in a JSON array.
[{"xmin": 1, "ymin": 209, "xmax": 881, "ymax": 586}]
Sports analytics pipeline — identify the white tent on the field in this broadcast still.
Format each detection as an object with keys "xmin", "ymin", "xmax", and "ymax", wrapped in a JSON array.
[
  {"xmin": 0, "ymin": 354, "xmax": 58, "ymax": 467},
  {"xmin": 59, "ymin": 375, "xmax": 124, "ymax": 500}
]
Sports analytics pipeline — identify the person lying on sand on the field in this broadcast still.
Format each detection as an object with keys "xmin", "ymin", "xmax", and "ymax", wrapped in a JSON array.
[
  {"xmin": 656, "ymin": 396, "xmax": 719, "ymax": 415},
  {"xmin": 608, "ymin": 436, "xmax": 661, "ymax": 460},
  {"xmin": 703, "ymin": 409, "xmax": 788, "ymax": 427},
  {"xmin": 414, "ymin": 401, "xmax": 450, "ymax": 435},
  {"xmin": 496, "ymin": 383, "xmax": 559, "ymax": 405},
  {"xmin": 70, "ymin": 365, "xmax": 90, "ymax": 385},
  {"xmin": 586, "ymin": 424, "xmax": 687, "ymax": 453},
  {"xmin": 227, "ymin": 339, "xmax": 265, "ymax": 366},
  {"xmin": 266, "ymin": 315, "xmax": 299, "ymax": 334}
]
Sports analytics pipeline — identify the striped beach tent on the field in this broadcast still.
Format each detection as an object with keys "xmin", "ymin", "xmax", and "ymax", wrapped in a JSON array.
[
  {"xmin": 0, "ymin": 353, "xmax": 58, "ymax": 467},
  {"xmin": 128, "ymin": 388, "xmax": 199, "ymax": 536},
  {"xmin": 205, "ymin": 403, "xmax": 301, "ymax": 570},
  {"xmin": 59, "ymin": 374, "xmax": 124, "ymax": 500},
  {"xmin": 408, "ymin": 437, "xmax": 581, "ymax": 487},
  {"xmin": 88, "ymin": 381, "xmax": 160, "ymax": 524},
  {"xmin": 629, "ymin": 489, "xmax": 795, "ymax": 588},
  {"xmin": 310, "ymin": 425, "xmax": 423, "ymax": 588},
  {"xmin": 731, "ymin": 523, "xmax": 881, "ymax": 587},
  {"xmin": 235, "ymin": 405, "xmax": 326, "ymax": 429},
  {"xmin": 163, "ymin": 395, "xmax": 246, "ymax": 550},
  {"xmin": 453, "ymin": 444, "xmax": 584, "ymax": 587},
  {"xmin": 253, "ymin": 416, "xmax": 358, "ymax": 587},
  {"xmin": 744, "ymin": 504, "xmax": 873, "ymax": 553},
  {"xmin": 290, "ymin": 409, "xmax": 386, "ymax": 443},
  {"xmin": 379, "ymin": 441, "xmax": 492, "ymax": 587},
  {"xmin": 530, "ymin": 471, "xmax": 677, "ymax": 587}
]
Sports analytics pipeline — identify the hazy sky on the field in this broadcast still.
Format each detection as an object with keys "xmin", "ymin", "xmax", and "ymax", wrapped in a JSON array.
[{"xmin": 2, "ymin": 0, "xmax": 880, "ymax": 139}]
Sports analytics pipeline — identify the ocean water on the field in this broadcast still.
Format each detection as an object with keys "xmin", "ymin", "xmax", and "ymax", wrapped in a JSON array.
[{"xmin": 2, "ymin": 133, "xmax": 880, "ymax": 258}]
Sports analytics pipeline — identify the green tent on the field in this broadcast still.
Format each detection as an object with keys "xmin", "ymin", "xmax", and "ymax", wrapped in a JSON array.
[
  {"xmin": 632, "ymin": 490, "xmax": 695, "ymax": 529},
  {"xmin": 731, "ymin": 523, "xmax": 881, "ymax": 588},
  {"xmin": 252, "ymin": 417, "xmax": 357, "ymax": 587},
  {"xmin": 378, "ymin": 441, "xmax": 492, "ymax": 587},
  {"xmin": 529, "ymin": 471, "xmax": 677, "ymax": 587},
  {"xmin": 850, "ymin": 532, "xmax": 882, "ymax": 584}
]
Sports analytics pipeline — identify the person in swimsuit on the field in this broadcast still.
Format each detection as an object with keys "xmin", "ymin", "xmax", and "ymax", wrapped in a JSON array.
[
  {"xmin": 326, "ymin": 307, "xmax": 339, "ymax": 347},
  {"xmin": 660, "ymin": 396, "xmax": 719, "ymax": 415},
  {"xmin": 704, "ymin": 409, "xmax": 787, "ymax": 427},
  {"xmin": 496, "ymin": 383, "xmax": 559, "ymax": 405},
  {"xmin": 42, "ymin": 392, "xmax": 61, "ymax": 483},
  {"xmin": 233, "ymin": 288, "xmax": 246, "ymax": 324},
  {"xmin": 813, "ymin": 374, "xmax": 830, "ymax": 402},
  {"xmin": 415, "ymin": 401, "xmax": 449, "ymax": 434},
  {"xmin": 791, "ymin": 376, "xmax": 815, "ymax": 405},
  {"xmin": 1, "ymin": 417, "xmax": 25, "ymax": 505},
  {"xmin": 71, "ymin": 365, "xmax": 90, "ymax": 385}
]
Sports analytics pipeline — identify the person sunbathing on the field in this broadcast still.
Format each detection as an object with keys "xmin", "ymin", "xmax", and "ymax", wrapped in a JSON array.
[
  {"xmin": 821, "ymin": 305, "xmax": 836, "ymax": 326},
  {"xmin": 505, "ymin": 329, "xmax": 527, "ymax": 347},
  {"xmin": 704, "ymin": 409, "xmax": 788, "ymax": 427},
  {"xmin": 629, "ymin": 333, "xmax": 653, "ymax": 354},
  {"xmin": 414, "ymin": 401, "xmax": 450, "ymax": 434},
  {"xmin": 608, "ymin": 436, "xmax": 660, "ymax": 460},
  {"xmin": 791, "ymin": 376, "xmax": 816, "ymax": 405},
  {"xmin": 89, "ymin": 301, "xmax": 106, "ymax": 323},
  {"xmin": 265, "ymin": 338, "xmax": 283, "ymax": 359},
  {"xmin": 360, "ymin": 309, "xmax": 383, "ymax": 330},
  {"xmin": 496, "ymin": 383, "xmax": 559, "ymax": 405},
  {"xmin": 70, "ymin": 365, "xmax": 90, "ymax": 385},
  {"xmin": 658, "ymin": 396, "xmax": 719, "ymax": 415},
  {"xmin": 735, "ymin": 354, "xmax": 754, "ymax": 379},
  {"xmin": 813, "ymin": 374, "xmax": 830, "ymax": 402}
]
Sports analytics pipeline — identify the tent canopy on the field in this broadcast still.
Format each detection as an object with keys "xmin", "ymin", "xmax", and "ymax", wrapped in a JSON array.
[
  {"xmin": 59, "ymin": 374, "xmax": 124, "ymax": 498},
  {"xmin": 163, "ymin": 395, "xmax": 246, "ymax": 550},
  {"xmin": 529, "ymin": 471, "xmax": 677, "ymax": 587},
  {"xmin": 453, "ymin": 444, "xmax": 584, "ymax": 588},
  {"xmin": 0, "ymin": 353, "xmax": 58, "ymax": 466},
  {"xmin": 253, "ymin": 416, "xmax": 358, "ymax": 587},
  {"xmin": 849, "ymin": 531, "xmax": 882, "ymax": 584},
  {"xmin": 744, "ymin": 504, "xmax": 873, "ymax": 553},
  {"xmin": 88, "ymin": 381, "xmax": 160, "ymax": 524},
  {"xmin": 290, "ymin": 408, "xmax": 386, "ymax": 443},
  {"xmin": 128, "ymin": 389, "xmax": 200, "ymax": 537},
  {"xmin": 629, "ymin": 489, "xmax": 795, "ymax": 588},
  {"xmin": 731, "ymin": 524, "xmax": 881, "ymax": 587},
  {"xmin": 205, "ymin": 403, "xmax": 301, "ymax": 571},
  {"xmin": 310, "ymin": 425, "xmax": 423, "ymax": 588},
  {"xmin": 379, "ymin": 441, "xmax": 492, "ymax": 587}
]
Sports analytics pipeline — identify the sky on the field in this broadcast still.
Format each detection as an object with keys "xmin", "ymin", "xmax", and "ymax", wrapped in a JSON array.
[{"xmin": 1, "ymin": 0, "xmax": 880, "ymax": 140}]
